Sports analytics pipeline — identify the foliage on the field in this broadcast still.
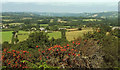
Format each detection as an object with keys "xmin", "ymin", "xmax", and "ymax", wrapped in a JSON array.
[
  {"xmin": 2, "ymin": 41, "xmax": 10, "ymax": 49},
  {"xmin": 111, "ymin": 29, "xmax": 120, "ymax": 38},
  {"xmin": 61, "ymin": 29, "xmax": 66, "ymax": 39},
  {"xmin": 2, "ymin": 49, "xmax": 32, "ymax": 68},
  {"xmin": 2, "ymin": 32, "xmax": 102, "ymax": 68},
  {"xmin": 11, "ymin": 32, "xmax": 50, "ymax": 50},
  {"xmin": 2, "ymin": 12, "xmax": 119, "ymax": 69},
  {"xmin": 50, "ymin": 26, "xmax": 59, "ymax": 31},
  {"xmin": 101, "ymin": 35, "xmax": 118, "ymax": 68},
  {"xmin": 84, "ymin": 27, "xmax": 119, "ymax": 68}
]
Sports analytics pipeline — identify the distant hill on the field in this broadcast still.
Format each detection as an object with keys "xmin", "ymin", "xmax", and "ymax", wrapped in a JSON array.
[
  {"xmin": 2, "ymin": 11, "xmax": 118, "ymax": 18},
  {"xmin": 35, "ymin": 11, "xmax": 118, "ymax": 18}
]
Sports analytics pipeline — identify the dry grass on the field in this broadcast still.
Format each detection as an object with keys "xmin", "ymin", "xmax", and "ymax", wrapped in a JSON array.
[
  {"xmin": 66, "ymin": 28, "xmax": 78, "ymax": 31},
  {"xmin": 66, "ymin": 28, "xmax": 93, "ymax": 41}
]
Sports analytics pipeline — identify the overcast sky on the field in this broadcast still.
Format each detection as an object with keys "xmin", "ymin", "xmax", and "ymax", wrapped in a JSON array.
[
  {"xmin": 1, "ymin": 0, "xmax": 118, "ymax": 13},
  {"xmin": 2, "ymin": 0, "xmax": 120, "ymax": 3}
]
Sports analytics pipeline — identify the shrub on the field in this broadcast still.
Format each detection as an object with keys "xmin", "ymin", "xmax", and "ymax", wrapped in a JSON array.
[{"xmin": 2, "ymin": 49, "xmax": 32, "ymax": 68}]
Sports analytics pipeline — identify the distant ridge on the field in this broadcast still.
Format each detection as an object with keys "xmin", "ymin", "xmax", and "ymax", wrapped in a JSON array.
[{"xmin": 2, "ymin": 11, "xmax": 118, "ymax": 18}]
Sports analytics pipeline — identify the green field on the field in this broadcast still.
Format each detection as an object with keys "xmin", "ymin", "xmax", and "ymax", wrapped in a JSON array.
[
  {"xmin": 1, "ymin": 28, "xmax": 92, "ymax": 43},
  {"xmin": 1, "ymin": 31, "xmax": 61, "ymax": 43},
  {"xmin": 0, "ymin": 31, "xmax": 12, "ymax": 43},
  {"xmin": 17, "ymin": 31, "xmax": 30, "ymax": 42},
  {"xmin": 2, "ymin": 19, "xmax": 13, "ymax": 22},
  {"xmin": 9, "ymin": 23, "xmax": 24, "ymax": 25},
  {"xmin": 1, "ymin": 31, "xmax": 29, "ymax": 43},
  {"xmin": 48, "ymin": 31, "xmax": 61, "ymax": 39},
  {"xmin": 48, "ymin": 28, "xmax": 93, "ymax": 41},
  {"xmin": 82, "ymin": 19, "xmax": 101, "ymax": 21},
  {"xmin": 40, "ymin": 24, "xmax": 48, "ymax": 27}
]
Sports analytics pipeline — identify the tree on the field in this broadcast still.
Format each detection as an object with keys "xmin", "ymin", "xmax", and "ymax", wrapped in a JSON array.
[
  {"xmin": 61, "ymin": 29, "xmax": 66, "ymax": 39},
  {"xmin": 28, "ymin": 32, "xmax": 50, "ymax": 47},
  {"xmin": 45, "ymin": 26, "xmax": 50, "ymax": 30},
  {"xmin": 36, "ymin": 24, "xmax": 40, "ymax": 30},
  {"xmin": 78, "ymin": 27, "xmax": 82, "ymax": 30},
  {"xmin": 2, "ymin": 41, "xmax": 10, "ymax": 49},
  {"xmin": 11, "ymin": 31, "xmax": 19, "ymax": 44},
  {"xmin": 50, "ymin": 26, "xmax": 59, "ymax": 31}
]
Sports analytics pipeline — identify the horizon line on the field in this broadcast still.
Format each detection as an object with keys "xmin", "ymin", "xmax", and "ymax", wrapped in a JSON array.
[{"xmin": 2, "ymin": 11, "xmax": 118, "ymax": 13}]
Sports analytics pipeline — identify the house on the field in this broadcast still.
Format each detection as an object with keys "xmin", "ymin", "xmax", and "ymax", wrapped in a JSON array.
[
  {"xmin": 40, "ymin": 28, "xmax": 45, "ymax": 31},
  {"xmin": 112, "ymin": 27, "xmax": 120, "ymax": 30},
  {"xmin": 59, "ymin": 28, "xmax": 66, "ymax": 30},
  {"xmin": 45, "ymin": 30, "xmax": 48, "ymax": 32},
  {"xmin": 2, "ymin": 25, "xmax": 8, "ymax": 29},
  {"xmin": 58, "ymin": 19, "xmax": 67, "ymax": 23}
]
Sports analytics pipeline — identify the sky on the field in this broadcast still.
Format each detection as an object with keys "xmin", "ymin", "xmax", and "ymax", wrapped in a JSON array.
[
  {"xmin": 1, "ymin": 0, "xmax": 119, "ymax": 13},
  {"xmin": 2, "ymin": 0, "xmax": 120, "ymax": 3}
]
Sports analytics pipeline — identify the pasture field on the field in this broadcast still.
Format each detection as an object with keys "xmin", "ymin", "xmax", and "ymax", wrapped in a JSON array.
[
  {"xmin": 1, "ymin": 31, "xmax": 30, "ymax": 43},
  {"xmin": 72, "ymin": 20, "xmax": 78, "ymax": 21},
  {"xmin": 63, "ymin": 26, "xmax": 71, "ymax": 28},
  {"xmin": 17, "ymin": 31, "xmax": 30, "ymax": 42},
  {"xmin": 1, "ymin": 28, "xmax": 93, "ymax": 43},
  {"xmin": 66, "ymin": 28, "xmax": 93, "ymax": 41},
  {"xmin": 1, "ymin": 31, "xmax": 61, "ymax": 43},
  {"xmin": 38, "ymin": 20, "xmax": 43, "ymax": 22},
  {"xmin": 22, "ymin": 17, "xmax": 32, "ymax": 20},
  {"xmin": 47, "ymin": 31, "xmax": 61, "ymax": 39},
  {"xmin": 48, "ymin": 28, "xmax": 93, "ymax": 41},
  {"xmin": 1, "ymin": 16, "xmax": 10, "ymax": 17},
  {"xmin": 82, "ymin": 19, "xmax": 101, "ymax": 21},
  {"xmin": 2, "ymin": 19, "xmax": 14, "ymax": 22},
  {"xmin": 8, "ymin": 23, "xmax": 24, "ymax": 26},
  {"xmin": 0, "ymin": 31, "xmax": 12, "ymax": 43},
  {"xmin": 40, "ymin": 24, "xmax": 49, "ymax": 27}
]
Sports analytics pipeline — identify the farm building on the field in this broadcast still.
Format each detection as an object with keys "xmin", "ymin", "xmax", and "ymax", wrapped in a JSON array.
[
  {"xmin": 59, "ymin": 28, "xmax": 66, "ymax": 30},
  {"xmin": 2, "ymin": 25, "xmax": 8, "ymax": 29},
  {"xmin": 58, "ymin": 19, "xmax": 67, "ymax": 23},
  {"xmin": 112, "ymin": 27, "xmax": 120, "ymax": 30},
  {"xmin": 40, "ymin": 27, "xmax": 45, "ymax": 31}
]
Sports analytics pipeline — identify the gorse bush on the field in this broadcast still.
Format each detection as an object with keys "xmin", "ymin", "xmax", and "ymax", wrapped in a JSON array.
[{"xmin": 2, "ymin": 49, "xmax": 31, "ymax": 68}]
